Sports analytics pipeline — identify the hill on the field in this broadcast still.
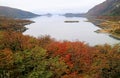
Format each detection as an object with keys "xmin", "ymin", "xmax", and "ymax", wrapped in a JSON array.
[
  {"xmin": 0, "ymin": 6, "xmax": 39, "ymax": 18},
  {"xmin": 1, "ymin": 17, "xmax": 120, "ymax": 78},
  {"xmin": 87, "ymin": 0, "xmax": 120, "ymax": 16},
  {"xmin": 63, "ymin": 13, "xmax": 86, "ymax": 17}
]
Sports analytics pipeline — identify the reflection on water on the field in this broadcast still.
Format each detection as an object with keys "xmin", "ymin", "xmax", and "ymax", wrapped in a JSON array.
[{"xmin": 24, "ymin": 15, "xmax": 120, "ymax": 46}]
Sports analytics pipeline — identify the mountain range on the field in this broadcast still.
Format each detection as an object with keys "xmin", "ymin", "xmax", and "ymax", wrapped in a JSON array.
[
  {"xmin": 0, "ymin": 0, "xmax": 120, "ymax": 18},
  {"xmin": 0, "ymin": 6, "xmax": 39, "ymax": 18},
  {"xmin": 63, "ymin": 13, "xmax": 85, "ymax": 17},
  {"xmin": 87, "ymin": 0, "xmax": 120, "ymax": 16}
]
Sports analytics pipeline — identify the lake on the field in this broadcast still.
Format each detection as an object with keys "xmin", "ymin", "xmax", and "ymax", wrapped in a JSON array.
[{"xmin": 23, "ymin": 15, "xmax": 120, "ymax": 46}]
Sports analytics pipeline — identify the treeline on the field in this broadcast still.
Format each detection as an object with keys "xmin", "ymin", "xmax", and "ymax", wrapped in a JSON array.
[
  {"xmin": 0, "ymin": 17, "xmax": 120, "ymax": 78},
  {"xmin": 0, "ymin": 16, "xmax": 33, "ymax": 32}
]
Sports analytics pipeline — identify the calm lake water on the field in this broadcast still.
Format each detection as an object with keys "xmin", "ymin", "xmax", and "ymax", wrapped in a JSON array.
[{"xmin": 24, "ymin": 15, "xmax": 120, "ymax": 46}]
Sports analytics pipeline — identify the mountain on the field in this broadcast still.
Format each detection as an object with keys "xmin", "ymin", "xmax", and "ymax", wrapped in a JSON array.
[
  {"xmin": 0, "ymin": 6, "xmax": 39, "ymax": 18},
  {"xmin": 63, "ymin": 13, "xmax": 86, "ymax": 17},
  {"xmin": 87, "ymin": 0, "xmax": 120, "ymax": 16}
]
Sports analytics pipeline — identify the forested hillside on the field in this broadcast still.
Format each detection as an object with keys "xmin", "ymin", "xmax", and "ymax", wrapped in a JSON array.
[
  {"xmin": 87, "ymin": 0, "xmax": 120, "ymax": 16},
  {"xmin": 87, "ymin": 0, "xmax": 120, "ymax": 40},
  {"xmin": 0, "ymin": 6, "xmax": 39, "ymax": 18},
  {"xmin": 0, "ymin": 17, "xmax": 120, "ymax": 78}
]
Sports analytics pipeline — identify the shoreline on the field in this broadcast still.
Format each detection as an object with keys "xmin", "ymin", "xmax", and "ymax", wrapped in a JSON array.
[
  {"xmin": 0, "ymin": 16, "xmax": 34, "ymax": 32},
  {"xmin": 109, "ymin": 34, "xmax": 120, "ymax": 40},
  {"xmin": 87, "ymin": 16, "xmax": 120, "ymax": 40}
]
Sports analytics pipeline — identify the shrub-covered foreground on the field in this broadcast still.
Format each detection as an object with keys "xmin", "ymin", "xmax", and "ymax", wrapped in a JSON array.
[{"xmin": 0, "ymin": 31, "xmax": 120, "ymax": 78}]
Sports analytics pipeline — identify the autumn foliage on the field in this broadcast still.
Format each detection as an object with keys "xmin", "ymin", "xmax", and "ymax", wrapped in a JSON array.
[
  {"xmin": 46, "ymin": 41, "xmax": 92, "ymax": 73},
  {"xmin": 0, "ymin": 17, "xmax": 120, "ymax": 78}
]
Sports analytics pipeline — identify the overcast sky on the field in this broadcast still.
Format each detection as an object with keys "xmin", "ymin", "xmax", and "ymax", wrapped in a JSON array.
[{"xmin": 1, "ymin": 0, "xmax": 106, "ymax": 13}]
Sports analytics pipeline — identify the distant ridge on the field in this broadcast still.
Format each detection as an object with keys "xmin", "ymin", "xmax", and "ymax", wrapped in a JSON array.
[
  {"xmin": 0, "ymin": 6, "xmax": 40, "ymax": 18},
  {"xmin": 87, "ymin": 0, "xmax": 120, "ymax": 16},
  {"xmin": 63, "ymin": 13, "xmax": 86, "ymax": 17}
]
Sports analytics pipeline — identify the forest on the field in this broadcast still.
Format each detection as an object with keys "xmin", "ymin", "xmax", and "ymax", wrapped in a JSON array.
[{"xmin": 0, "ymin": 17, "xmax": 120, "ymax": 78}]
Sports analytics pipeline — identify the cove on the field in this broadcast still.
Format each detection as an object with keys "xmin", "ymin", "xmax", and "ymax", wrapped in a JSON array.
[{"xmin": 23, "ymin": 15, "xmax": 120, "ymax": 46}]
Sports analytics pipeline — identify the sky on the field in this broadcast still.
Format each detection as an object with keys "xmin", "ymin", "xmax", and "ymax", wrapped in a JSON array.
[{"xmin": 1, "ymin": 0, "xmax": 106, "ymax": 14}]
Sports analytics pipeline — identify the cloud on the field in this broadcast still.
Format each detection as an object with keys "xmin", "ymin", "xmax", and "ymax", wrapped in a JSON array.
[{"xmin": 1, "ymin": 0, "xmax": 105, "ymax": 13}]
